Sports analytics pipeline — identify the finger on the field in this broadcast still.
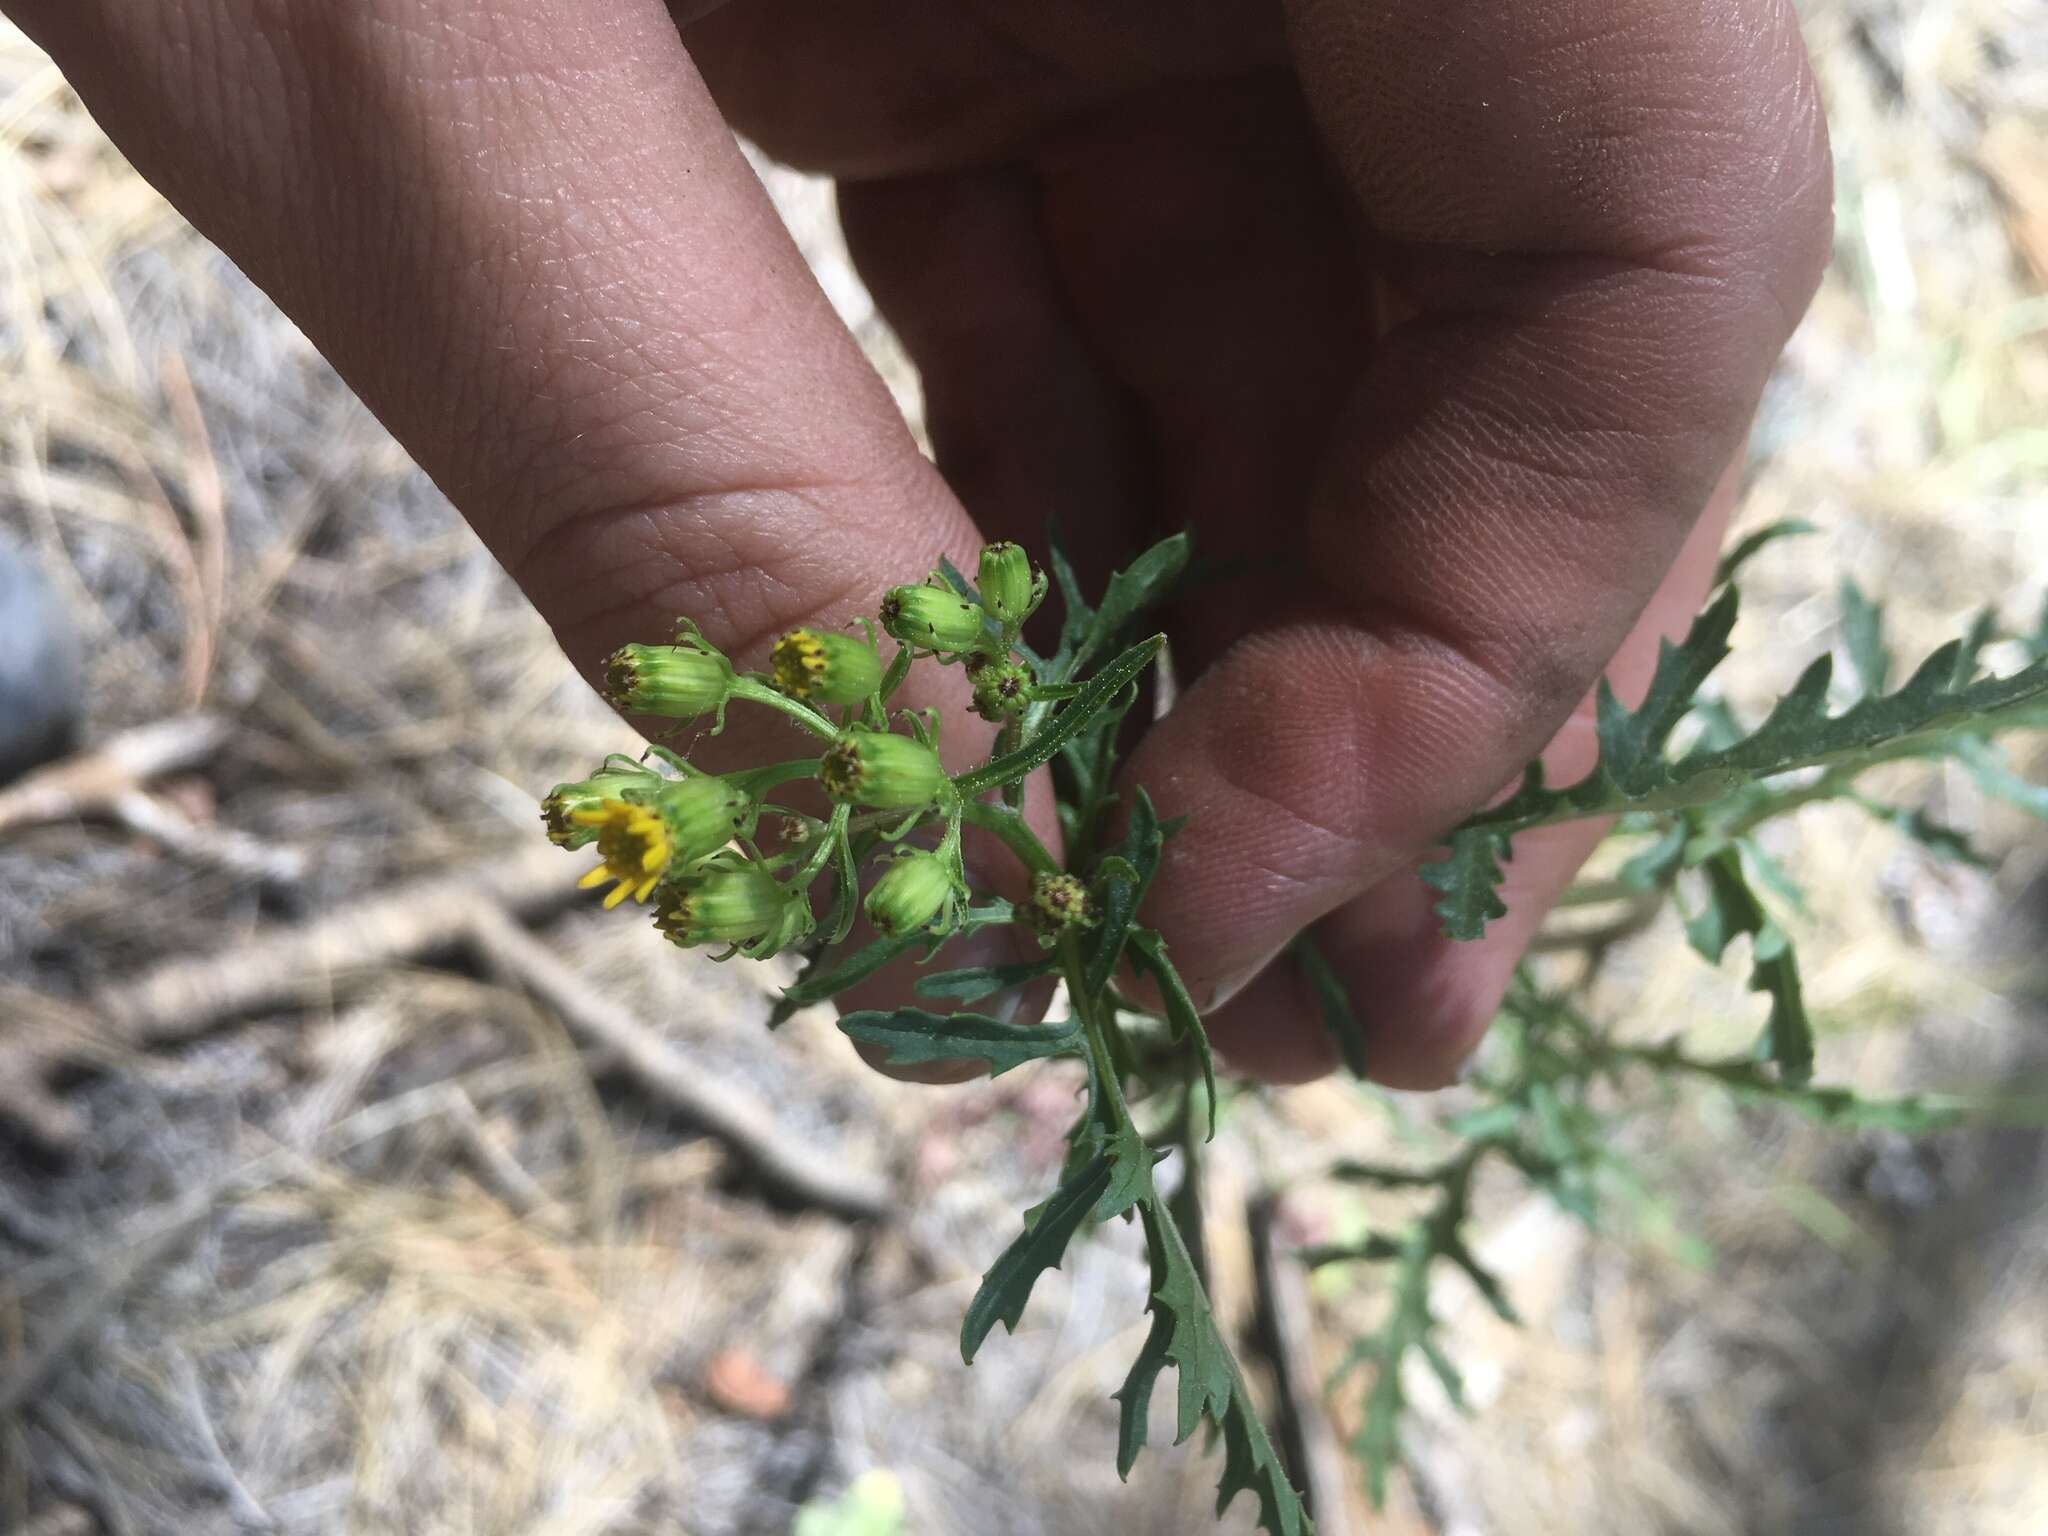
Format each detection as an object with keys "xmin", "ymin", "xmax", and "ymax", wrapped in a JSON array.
[
  {"xmin": 14, "ymin": 0, "xmax": 1060, "ymax": 1042},
  {"xmin": 1127, "ymin": 0, "xmax": 1831, "ymax": 1010},
  {"xmin": 835, "ymin": 166, "xmax": 1153, "ymax": 599},
  {"xmin": 1201, "ymin": 459, "xmax": 1740, "ymax": 1087},
  {"xmin": 14, "ymin": 0, "xmax": 974, "ymax": 694}
]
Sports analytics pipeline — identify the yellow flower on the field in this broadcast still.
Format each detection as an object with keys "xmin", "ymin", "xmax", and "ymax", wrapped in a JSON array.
[{"xmin": 573, "ymin": 799, "xmax": 673, "ymax": 909}]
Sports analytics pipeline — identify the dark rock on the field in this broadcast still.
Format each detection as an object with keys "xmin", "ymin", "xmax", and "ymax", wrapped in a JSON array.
[{"xmin": 0, "ymin": 533, "xmax": 83, "ymax": 783}]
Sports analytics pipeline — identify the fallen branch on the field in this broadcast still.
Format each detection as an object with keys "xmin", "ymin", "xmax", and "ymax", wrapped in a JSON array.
[{"xmin": 462, "ymin": 903, "xmax": 892, "ymax": 1223}]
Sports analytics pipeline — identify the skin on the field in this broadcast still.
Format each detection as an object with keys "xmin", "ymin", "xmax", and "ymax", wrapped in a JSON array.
[{"xmin": 12, "ymin": 0, "xmax": 1832, "ymax": 1087}]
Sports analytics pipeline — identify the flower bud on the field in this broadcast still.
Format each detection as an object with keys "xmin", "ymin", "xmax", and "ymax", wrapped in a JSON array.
[
  {"xmin": 771, "ymin": 628, "xmax": 883, "ymax": 706},
  {"xmin": 1027, "ymin": 871, "xmax": 1095, "ymax": 939},
  {"xmin": 604, "ymin": 642, "xmax": 734, "ymax": 720},
  {"xmin": 654, "ymin": 866, "xmax": 804, "ymax": 950},
  {"xmin": 865, "ymin": 849, "xmax": 958, "ymax": 937},
  {"xmin": 970, "ymin": 658, "xmax": 1030, "ymax": 722},
  {"xmin": 652, "ymin": 774, "xmax": 757, "ymax": 869},
  {"xmin": 542, "ymin": 766, "xmax": 663, "ymax": 848},
  {"xmin": 880, "ymin": 583, "xmax": 987, "ymax": 654},
  {"xmin": 977, "ymin": 542, "xmax": 1044, "ymax": 628},
  {"xmin": 819, "ymin": 729, "xmax": 949, "ymax": 810}
]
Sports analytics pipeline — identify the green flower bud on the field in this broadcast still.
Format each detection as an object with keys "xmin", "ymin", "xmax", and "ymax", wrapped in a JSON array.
[
  {"xmin": 865, "ymin": 849, "xmax": 958, "ymax": 937},
  {"xmin": 604, "ymin": 641, "xmax": 734, "ymax": 720},
  {"xmin": 654, "ymin": 865, "xmax": 805, "ymax": 951},
  {"xmin": 819, "ymin": 729, "xmax": 949, "ymax": 810},
  {"xmin": 1027, "ymin": 871, "xmax": 1095, "ymax": 940},
  {"xmin": 772, "ymin": 628, "xmax": 883, "ymax": 706},
  {"xmin": 542, "ymin": 766, "xmax": 663, "ymax": 848},
  {"xmin": 652, "ymin": 774, "xmax": 757, "ymax": 869},
  {"xmin": 977, "ymin": 542, "xmax": 1045, "ymax": 627},
  {"xmin": 970, "ymin": 657, "xmax": 1031, "ymax": 722},
  {"xmin": 880, "ymin": 583, "xmax": 987, "ymax": 654}
]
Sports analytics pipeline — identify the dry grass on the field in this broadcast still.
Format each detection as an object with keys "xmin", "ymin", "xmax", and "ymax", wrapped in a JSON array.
[{"xmin": 1, "ymin": 2, "xmax": 2045, "ymax": 1533}]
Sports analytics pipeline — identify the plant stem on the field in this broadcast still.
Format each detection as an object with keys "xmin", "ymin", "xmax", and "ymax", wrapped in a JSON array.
[
  {"xmin": 959, "ymin": 798, "xmax": 1058, "ymax": 877},
  {"xmin": 728, "ymin": 678, "xmax": 839, "ymax": 741}
]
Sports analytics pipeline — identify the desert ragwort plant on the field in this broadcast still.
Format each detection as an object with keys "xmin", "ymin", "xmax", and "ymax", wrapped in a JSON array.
[{"xmin": 542, "ymin": 526, "xmax": 2048, "ymax": 1532}]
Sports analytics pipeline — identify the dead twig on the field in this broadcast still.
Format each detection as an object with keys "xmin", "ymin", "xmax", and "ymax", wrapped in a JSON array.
[
  {"xmin": 462, "ymin": 902, "xmax": 893, "ymax": 1223},
  {"xmin": 93, "ymin": 841, "xmax": 571, "ymax": 1046},
  {"xmin": 0, "ymin": 843, "xmax": 572, "ymax": 1148},
  {"xmin": 0, "ymin": 712, "xmax": 229, "ymax": 834}
]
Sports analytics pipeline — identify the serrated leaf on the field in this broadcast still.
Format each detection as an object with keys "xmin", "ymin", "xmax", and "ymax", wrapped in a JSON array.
[
  {"xmin": 1126, "ymin": 928, "xmax": 1219, "ymax": 1139},
  {"xmin": 839, "ymin": 1008, "xmax": 1082, "ymax": 1079},
  {"xmin": 1839, "ymin": 578, "xmax": 1891, "ymax": 699},
  {"xmin": 1116, "ymin": 1203, "xmax": 1315, "ymax": 1536},
  {"xmin": 954, "ymin": 635, "xmax": 1163, "ymax": 797},
  {"xmin": 1685, "ymin": 848, "xmax": 1814, "ymax": 1081},
  {"xmin": 1091, "ymin": 1119, "xmax": 1156, "ymax": 1222},
  {"xmin": 912, "ymin": 956, "xmax": 1059, "ymax": 1004},
  {"xmin": 961, "ymin": 1154, "xmax": 1113, "ymax": 1363},
  {"xmin": 1293, "ymin": 933, "xmax": 1370, "ymax": 1079},
  {"xmin": 1419, "ymin": 827, "xmax": 1511, "ymax": 942},
  {"xmin": 1714, "ymin": 518, "xmax": 1817, "ymax": 586},
  {"xmin": 1434, "ymin": 589, "xmax": 2048, "ymax": 938},
  {"xmin": 1087, "ymin": 789, "xmax": 1164, "ymax": 995}
]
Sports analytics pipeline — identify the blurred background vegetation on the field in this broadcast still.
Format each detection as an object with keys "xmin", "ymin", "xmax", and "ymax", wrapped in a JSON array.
[{"xmin": 1, "ymin": 2, "xmax": 2044, "ymax": 1532}]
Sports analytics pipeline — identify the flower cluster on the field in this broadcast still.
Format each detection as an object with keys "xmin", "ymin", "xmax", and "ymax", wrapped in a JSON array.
[{"xmin": 541, "ymin": 544, "xmax": 1052, "ymax": 958}]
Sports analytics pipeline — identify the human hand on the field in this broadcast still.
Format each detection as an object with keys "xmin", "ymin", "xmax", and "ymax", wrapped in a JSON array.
[{"xmin": 13, "ymin": 0, "xmax": 1830, "ymax": 1085}]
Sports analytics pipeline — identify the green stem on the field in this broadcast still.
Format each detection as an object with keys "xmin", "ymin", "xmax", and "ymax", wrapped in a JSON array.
[
  {"xmin": 1059, "ymin": 932, "xmax": 1126, "ymax": 1131},
  {"xmin": 731, "ymin": 758, "xmax": 824, "ymax": 797},
  {"xmin": 729, "ymin": 678, "xmax": 840, "ymax": 741},
  {"xmin": 959, "ymin": 798, "xmax": 1059, "ymax": 877}
]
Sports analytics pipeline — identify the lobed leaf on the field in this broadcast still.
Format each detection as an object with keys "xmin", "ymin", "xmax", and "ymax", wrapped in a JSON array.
[
  {"xmin": 1683, "ymin": 848, "xmax": 1813, "ymax": 1081},
  {"xmin": 961, "ymin": 1154, "xmax": 1112, "ymax": 1362}
]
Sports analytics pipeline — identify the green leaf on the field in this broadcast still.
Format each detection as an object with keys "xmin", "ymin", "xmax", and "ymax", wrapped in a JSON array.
[
  {"xmin": 1090, "ymin": 1118, "xmax": 1156, "ymax": 1222},
  {"xmin": 1618, "ymin": 820, "xmax": 1689, "ymax": 890},
  {"xmin": 1713, "ymin": 518, "xmax": 1817, "ymax": 587},
  {"xmin": 912, "ymin": 956, "xmax": 1059, "ymax": 1004},
  {"xmin": 1839, "ymin": 578, "xmax": 1891, "ymax": 698},
  {"xmin": 1684, "ymin": 848, "xmax": 1814, "ymax": 1082},
  {"xmin": 1419, "ymin": 826, "xmax": 1511, "ymax": 942},
  {"xmin": 1086, "ymin": 789, "xmax": 1164, "ymax": 996},
  {"xmin": 1126, "ymin": 929, "xmax": 1219, "ymax": 1139},
  {"xmin": 953, "ymin": 634, "xmax": 1164, "ymax": 797},
  {"xmin": 779, "ymin": 934, "xmax": 916, "ymax": 1010},
  {"xmin": 1074, "ymin": 533, "xmax": 1190, "ymax": 677},
  {"xmin": 961, "ymin": 1154, "xmax": 1112, "ymax": 1362},
  {"xmin": 839, "ymin": 1008, "xmax": 1083, "ymax": 1079},
  {"xmin": 1115, "ymin": 1202, "xmax": 1315, "ymax": 1536},
  {"xmin": 1293, "ymin": 933, "xmax": 1370, "ymax": 1079},
  {"xmin": 1430, "ymin": 584, "xmax": 2048, "ymax": 938}
]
